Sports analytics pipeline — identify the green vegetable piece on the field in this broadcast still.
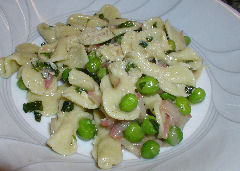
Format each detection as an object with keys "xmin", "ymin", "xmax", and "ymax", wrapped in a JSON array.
[
  {"xmin": 40, "ymin": 42, "xmax": 46, "ymax": 46},
  {"xmin": 119, "ymin": 93, "xmax": 138, "ymax": 112},
  {"xmin": 152, "ymin": 22, "xmax": 157, "ymax": 28},
  {"xmin": 184, "ymin": 36, "xmax": 191, "ymax": 45},
  {"xmin": 142, "ymin": 116, "xmax": 158, "ymax": 135},
  {"xmin": 117, "ymin": 21, "xmax": 134, "ymax": 28},
  {"xmin": 188, "ymin": 87, "xmax": 206, "ymax": 104},
  {"xmin": 139, "ymin": 41, "xmax": 148, "ymax": 48},
  {"xmin": 164, "ymin": 50, "xmax": 175, "ymax": 55},
  {"xmin": 72, "ymin": 134, "xmax": 77, "ymax": 141},
  {"xmin": 31, "ymin": 61, "xmax": 44, "ymax": 72},
  {"xmin": 85, "ymin": 57, "xmax": 101, "ymax": 73},
  {"xmin": 160, "ymin": 92, "xmax": 176, "ymax": 101},
  {"xmin": 185, "ymin": 60, "xmax": 194, "ymax": 63},
  {"xmin": 62, "ymin": 68, "xmax": 72, "ymax": 82},
  {"xmin": 168, "ymin": 39, "xmax": 176, "ymax": 51},
  {"xmin": 23, "ymin": 101, "xmax": 43, "ymax": 113},
  {"xmin": 75, "ymin": 87, "xmax": 86, "ymax": 93},
  {"xmin": 165, "ymin": 126, "xmax": 183, "ymax": 146},
  {"xmin": 77, "ymin": 118, "xmax": 96, "ymax": 141},
  {"xmin": 141, "ymin": 140, "xmax": 160, "ymax": 159},
  {"xmin": 61, "ymin": 101, "xmax": 74, "ymax": 112},
  {"xmin": 40, "ymin": 52, "xmax": 52, "ymax": 58},
  {"xmin": 17, "ymin": 78, "xmax": 27, "ymax": 90},
  {"xmin": 123, "ymin": 122, "xmax": 144, "ymax": 143},
  {"xmin": 88, "ymin": 51, "xmax": 97, "ymax": 60},
  {"xmin": 34, "ymin": 111, "xmax": 42, "ymax": 122},
  {"xmin": 113, "ymin": 34, "xmax": 124, "ymax": 44},
  {"xmin": 146, "ymin": 36, "xmax": 153, "ymax": 42},
  {"xmin": 98, "ymin": 13, "xmax": 104, "ymax": 19},
  {"xmin": 175, "ymin": 96, "xmax": 191, "ymax": 116},
  {"xmin": 136, "ymin": 76, "xmax": 159, "ymax": 96},
  {"xmin": 185, "ymin": 85, "xmax": 195, "ymax": 94},
  {"xmin": 97, "ymin": 67, "xmax": 107, "ymax": 80},
  {"xmin": 125, "ymin": 62, "xmax": 136, "ymax": 72}
]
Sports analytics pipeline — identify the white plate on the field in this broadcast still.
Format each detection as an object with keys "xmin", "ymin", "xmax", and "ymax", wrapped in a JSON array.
[{"xmin": 0, "ymin": 0, "xmax": 239, "ymax": 170}]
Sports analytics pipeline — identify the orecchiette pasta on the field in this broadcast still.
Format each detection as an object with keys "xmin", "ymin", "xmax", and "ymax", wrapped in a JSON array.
[
  {"xmin": 165, "ymin": 20, "xmax": 186, "ymax": 51},
  {"xmin": 37, "ymin": 23, "xmax": 57, "ymax": 43},
  {"xmin": 79, "ymin": 27, "xmax": 114, "ymax": 45},
  {"xmin": 26, "ymin": 88, "xmax": 62, "ymax": 116},
  {"xmin": 96, "ymin": 4, "xmax": 121, "ymax": 20},
  {"xmin": 68, "ymin": 69, "xmax": 99, "ymax": 91},
  {"xmin": 47, "ymin": 104, "xmax": 92, "ymax": 155},
  {"xmin": 21, "ymin": 62, "xmax": 58, "ymax": 96},
  {"xmin": 62, "ymin": 86, "xmax": 99, "ymax": 109},
  {"xmin": 59, "ymin": 44, "xmax": 89, "ymax": 68},
  {"xmin": 142, "ymin": 17, "xmax": 164, "ymax": 30}
]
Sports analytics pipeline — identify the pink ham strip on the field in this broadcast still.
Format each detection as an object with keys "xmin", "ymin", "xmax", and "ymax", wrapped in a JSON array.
[
  {"xmin": 109, "ymin": 121, "xmax": 130, "ymax": 140},
  {"xmin": 100, "ymin": 118, "xmax": 115, "ymax": 129},
  {"xmin": 88, "ymin": 91, "xmax": 101, "ymax": 106},
  {"xmin": 45, "ymin": 73, "xmax": 53, "ymax": 90},
  {"xmin": 162, "ymin": 114, "xmax": 170, "ymax": 139}
]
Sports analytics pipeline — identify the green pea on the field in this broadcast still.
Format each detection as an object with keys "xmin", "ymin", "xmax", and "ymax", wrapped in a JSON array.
[
  {"xmin": 168, "ymin": 39, "xmax": 176, "ymax": 51},
  {"xmin": 160, "ymin": 92, "xmax": 176, "ymax": 101},
  {"xmin": 165, "ymin": 126, "xmax": 183, "ymax": 146},
  {"xmin": 119, "ymin": 93, "xmax": 138, "ymax": 112},
  {"xmin": 141, "ymin": 140, "xmax": 160, "ymax": 159},
  {"xmin": 88, "ymin": 51, "xmax": 97, "ymax": 60},
  {"xmin": 136, "ymin": 76, "xmax": 159, "ymax": 96},
  {"xmin": 17, "ymin": 78, "xmax": 27, "ymax": 90},
  {"xmin": 141, "ymin": 116, "xmax": 158, "ymax": 135},
  {"xmin": 85, "ymin": 57, "xmax": 101, "ymax": 73},
  {"xmin": 77, "ymin": 118, "xmax": 96, "ymax": 141},
  {"xmin": 175, "ymin": 96, "xmax": 191, "ymax": 116},
  {"xmin": 184, "ymin": 36, "xmax": 191, "ymax": 45},
  {"xmin": 97, "ymin": 67, "xmax": 107, "ymax": 80},
  {"xmin": 123, "ymin": 122, "xmax": 144, "ymax": 143},
  {"xmin": 188, "ymin": 88, "xmax": 206, "ymax": 104}
]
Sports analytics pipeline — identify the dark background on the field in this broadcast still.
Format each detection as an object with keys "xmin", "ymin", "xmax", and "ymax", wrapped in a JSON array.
[{"xmin": 222, "ymin": 0, "xmax": 240, "ymax": 12}]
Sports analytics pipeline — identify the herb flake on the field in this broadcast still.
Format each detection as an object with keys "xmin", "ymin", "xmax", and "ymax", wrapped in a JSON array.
[
  {"xmin": 75, "ymin": 87, "xmax": 86, "ymax": 93},
  {"xmin": 40, "ymin": 52, "xmax": 52, "ymax": 58},
  {"xmin": 139, "ymin": 41, "xmax": 148, "ymax": 48},
  {"xmin": 125, "ymin": 62, "xmax": 136, "ymax": 72},
  {"xmin": 152, "ymin": 22, "xmax": 157, "ymax": 28},
  {"xmin": 117, "ymin": 21, "xmax": 134, "ymax": 28},
  {"xmin": 34, "ymin": 111, "xmax": 42, "ymax": 122},
  {"xmin": 146, "ymin": 36, "xmax": 153, "ymax": 42},
  {"xmin": 61, "ymin": 101, "xmax": 74, "ymax": 112},
  {"xmin": 99, "ymin": 13, "xmax": 104, "ymax": 19},
  {"xmin": 23, "ymin": 101, "xmax": 43, "ymax": 113}
]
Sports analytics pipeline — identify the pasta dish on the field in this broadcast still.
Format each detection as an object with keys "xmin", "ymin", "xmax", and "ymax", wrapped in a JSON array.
[{"xmin": 0, "ymin": 4, "xmax": 206, "ymax": 169}]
